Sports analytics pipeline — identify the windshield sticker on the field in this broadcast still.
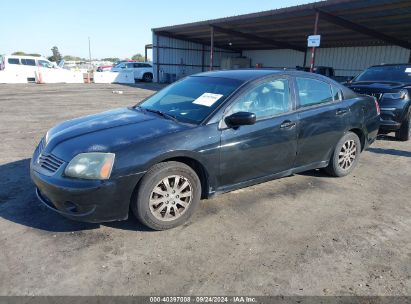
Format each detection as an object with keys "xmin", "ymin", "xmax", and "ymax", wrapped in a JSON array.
[
  {"xmin": 193, "ymin": 93, "xmax": 224, "ymax": 107},
  {"xmin": 405, "ymin": 68, "xmax": 411, "ymax": 73}
]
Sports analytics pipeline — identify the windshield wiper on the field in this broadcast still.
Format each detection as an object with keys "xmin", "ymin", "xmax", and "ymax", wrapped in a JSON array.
[{"xmin": 138, "ymin": 106, "xmax": 179, "ymax": 122}]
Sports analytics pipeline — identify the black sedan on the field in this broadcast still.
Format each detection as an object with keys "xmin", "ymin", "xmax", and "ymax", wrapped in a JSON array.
[
  {"xmin": 31, "ymin": 70, "xmax": 380, "ymax": 230},
  {"xmin": 347, "ymin": 64, "xmax": 411, "ymax": 141}
]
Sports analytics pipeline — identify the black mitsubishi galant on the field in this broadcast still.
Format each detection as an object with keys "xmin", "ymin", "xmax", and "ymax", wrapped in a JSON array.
[
  {"xmin": 347, "ymin": 64, "xmax": 411, "ymax": 141},
  {"xmin": 31, "ymin": 70, "xmax": 380, "ymax": 230}
]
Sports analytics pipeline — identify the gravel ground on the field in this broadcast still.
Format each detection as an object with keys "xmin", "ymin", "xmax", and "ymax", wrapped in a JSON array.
[{"xmin": 0, "ymin": 83, "xmax": 410, "ymax": 296}]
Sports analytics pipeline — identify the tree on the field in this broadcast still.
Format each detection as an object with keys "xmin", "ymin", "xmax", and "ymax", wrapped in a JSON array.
[
  {"xmin": 48, "ymin": 46, "xmax": 62, "ymax": 62},
  {"xmin": 131, "ymin": 53, "xmax": 145, "ymax": 62},
  {"xmin": 63, "ymin": 55, "xmax": 82, "ymax": 61},
  {"xmin": 12, "ymin": 51, "xmax": 41, "ymax": 57},
  {"xmin": 102, "ymin": 57, "xmax": 120, "ymax": 62}
]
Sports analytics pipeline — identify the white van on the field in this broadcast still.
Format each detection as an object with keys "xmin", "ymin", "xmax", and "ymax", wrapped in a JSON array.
[{"xmin": 0, "ymin": 55, "xmax": 56, "ymax": 82}]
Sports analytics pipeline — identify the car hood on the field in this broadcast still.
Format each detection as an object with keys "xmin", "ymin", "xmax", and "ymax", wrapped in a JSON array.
[
  {"xmin": 44, "ymin": 107, "xmax": 191, "ymax": 161},
  {"xmin": 348, "ymin": 81, "xmax": 410, "ymax": 94}
]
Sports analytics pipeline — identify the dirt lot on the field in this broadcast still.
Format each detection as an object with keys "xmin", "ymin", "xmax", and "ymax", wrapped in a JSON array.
[{"xmin": 0, "ymin": 83, "xmax": 410, "ymax": 296}]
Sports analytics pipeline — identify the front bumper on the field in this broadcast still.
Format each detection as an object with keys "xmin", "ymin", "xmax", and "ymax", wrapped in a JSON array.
[
  {"xmin": 379, "ymin": 100, "xmax": 409, "ymax": 132},
  {"xmin": 30, "ymin": 162, "xmax": 144, "ymax": 223}
]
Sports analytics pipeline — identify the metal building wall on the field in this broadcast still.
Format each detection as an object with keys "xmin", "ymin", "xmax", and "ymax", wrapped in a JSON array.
[
  {"xmin": 243, "ymin": 49, "xmax": 306, "ymax": 69},
  {"xmin": 244, "ymin": 46, "xmax": 410, "ymax": 77},
  {"xmin": 152, "ymin": 33, "xmax": 241, "ymax": 82},
  {"xmin": 312, "ymin": 46, "xmax": 411, "ymax": 76}
]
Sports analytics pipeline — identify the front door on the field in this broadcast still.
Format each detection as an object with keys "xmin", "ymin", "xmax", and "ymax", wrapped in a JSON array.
[{"xmin": 218, "ymin": 77, "xmax": 298, "ymax": 187}]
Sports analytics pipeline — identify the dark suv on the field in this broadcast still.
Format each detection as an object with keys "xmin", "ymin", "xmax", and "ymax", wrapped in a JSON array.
[{"xmin": 347, "ymin": 64, "xmax": 411, "ymax": 141}]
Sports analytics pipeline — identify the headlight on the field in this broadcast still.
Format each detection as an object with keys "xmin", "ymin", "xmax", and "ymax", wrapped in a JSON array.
[
  {"xmin": 382, "ymin": 90, "xmax": 408, "ymax": 100},
  {"xmin": 65, "ymin": 153, "xmax": 115, "ymax": 180}
]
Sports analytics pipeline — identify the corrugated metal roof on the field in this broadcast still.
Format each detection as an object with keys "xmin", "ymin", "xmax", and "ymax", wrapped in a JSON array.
[{"xmin": 152, "ymin": 0, "xmax": 411, "ymax": 50}]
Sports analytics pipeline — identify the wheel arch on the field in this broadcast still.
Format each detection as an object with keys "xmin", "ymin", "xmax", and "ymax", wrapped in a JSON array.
[
  {"xmin": 142, "ymin": 151, "xmax": 213, "ymax": 199},
  {"xmin": 348, "ymin": 128, "xmax": 365, "ymax": 151}
]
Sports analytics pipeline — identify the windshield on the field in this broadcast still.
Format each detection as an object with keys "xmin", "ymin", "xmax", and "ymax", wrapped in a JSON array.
[
  {"xmin": 138, "ymin": 76, "xmax": 243, "ymax": 124},
  {"xmin": 355, "ymin": 65, "xmax": 411, "ymax": 83}
]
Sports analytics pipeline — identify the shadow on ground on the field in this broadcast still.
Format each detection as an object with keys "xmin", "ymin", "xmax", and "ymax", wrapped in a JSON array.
[
  {"xmin": 0, "ymin": 158, "xmax": 151, "ymax": 233},
  {"xmin": 367, "ymin": 147, "xmax": 411, "ymax": 158}
]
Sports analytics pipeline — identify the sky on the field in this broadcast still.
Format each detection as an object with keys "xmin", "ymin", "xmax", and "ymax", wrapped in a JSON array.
[{"xmin": 1, "ymin": 0, "xmax": 313, "ymax": 60}]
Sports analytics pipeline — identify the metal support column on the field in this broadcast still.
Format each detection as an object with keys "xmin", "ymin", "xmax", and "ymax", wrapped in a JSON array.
[
  {"xmin": 156, "ymin": 35, "xmax": 160, "ymax": 82},
  {"xmin": 310, "ymin": 12, "xmax": 319, "ymax": 73},
  {"xmin": 201, "ymin": 44, "xmax": 205, "ymax": 72},
  {"xmin": 210, "ymin": 26, "xmax": 214, "ymax": 71}
]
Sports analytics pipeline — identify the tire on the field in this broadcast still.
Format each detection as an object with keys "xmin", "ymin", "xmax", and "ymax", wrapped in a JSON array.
[
  {"xmin": 132, "ymin": 161, "xmax": 201, "ymax": 230},
  {"xmin": 325, "ymin": 132, "xmax": 361, "ymax": 177},
  {"xmin": 395, "ymin": 110, "xmax": 411, "ymax": 141},
  {"xmin": 142, "ymin": 73, "xmax": 153, "ymax": 82}
]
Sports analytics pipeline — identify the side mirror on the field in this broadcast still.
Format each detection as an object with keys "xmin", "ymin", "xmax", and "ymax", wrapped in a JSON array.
[{"xmin": 225, "ymin": 112, "xmax": 256, "ymax": 128}]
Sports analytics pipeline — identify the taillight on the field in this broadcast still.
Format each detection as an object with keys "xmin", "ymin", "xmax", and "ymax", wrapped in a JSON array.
[{"xmin": 375, "ymin": 99, "xmax": 380, "ymax": 115}]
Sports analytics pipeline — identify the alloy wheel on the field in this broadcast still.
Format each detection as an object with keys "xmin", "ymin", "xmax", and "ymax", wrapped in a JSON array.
[
  {"xmin": 149, "ymin": 175, "xmax": 192, "ymax": 221},
  {"xmin": 338, "ymin": 140, "xmax": 357, "ymax": 170}
]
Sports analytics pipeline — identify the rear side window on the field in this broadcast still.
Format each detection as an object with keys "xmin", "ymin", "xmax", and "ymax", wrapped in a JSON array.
[
  {"xmin": 8, "ymin": 58, "xmax": 20, "ymax": 65},
  {"xmin": 21, "ymin": 59, "xmax": 36, "ymax": 66},
  {"xmin": 331, "ymin": 85, "xmax": 342, "ymax": 101},
  {"xmin": 296, "ymin": 77, "xmax": 333, "ymax": 107}
]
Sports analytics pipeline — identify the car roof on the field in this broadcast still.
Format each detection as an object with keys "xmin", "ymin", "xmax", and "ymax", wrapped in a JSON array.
[{"xmin": 192, "ymin": 69, "xmax": 332, "ymax": 82}]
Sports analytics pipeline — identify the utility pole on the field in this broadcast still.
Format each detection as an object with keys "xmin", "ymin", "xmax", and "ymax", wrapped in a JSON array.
[
  {"xmin": 88, "ymin": 36, "xmax": 92, "ymax": 69},
  {"xmin": 310, "ymin": 12, "xmax": 319, "ymax": 73}
]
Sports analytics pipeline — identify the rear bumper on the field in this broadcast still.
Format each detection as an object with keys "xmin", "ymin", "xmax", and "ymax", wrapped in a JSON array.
[{"xmin": 31, "ymin": 165, "xmax": 144, "ymax": 223}]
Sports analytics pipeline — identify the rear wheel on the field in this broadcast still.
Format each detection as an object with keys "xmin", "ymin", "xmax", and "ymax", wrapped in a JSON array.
[
  {"xmin": 325, "ymin": 132, "xmax": 361, "ymax": 177},
  {"xmin": 395, "ymin": 110, "xmax": 411, "ymax": 141},
  {"xmin": 142, "ymin": 73, "xmax": 153, "ymax": 82},
  {"xmin": 132, "ymin": 161, "xmax": 201, "ymax": 230}
]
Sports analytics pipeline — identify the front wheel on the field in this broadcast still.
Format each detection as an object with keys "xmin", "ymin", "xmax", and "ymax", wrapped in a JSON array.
[
  {"xmin": 132, "ymin": 161, "xmax": 201, "ymax": 230},
  {"xmin": 395, "ymin": 110, "xmax": 411, "ymax": 141},
  {"xmin": 325, "ymin": 132, "xmax": 361, "ymax": 177}
]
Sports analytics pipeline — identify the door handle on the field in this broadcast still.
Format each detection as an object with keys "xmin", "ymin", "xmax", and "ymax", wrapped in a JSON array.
[
  {"xmin": 280, "ymin": 120, "xmax": 296, "ymax": 129},
  {"xmin": 336, "ymin": 108, "xmax": 349, "ymax": 115}
]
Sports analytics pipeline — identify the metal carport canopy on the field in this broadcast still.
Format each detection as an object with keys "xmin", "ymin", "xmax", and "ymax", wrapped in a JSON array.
[{"xmin": 152, "ymin": 0, "xmax": 411, "ymax": 52}]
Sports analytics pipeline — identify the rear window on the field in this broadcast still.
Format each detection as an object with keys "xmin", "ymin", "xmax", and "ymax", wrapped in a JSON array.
[
  {"xmin": 8, "ymin": 58, "xmax": 20, "ymax": 65},
  {"xmin": 21, "ymin": 59, "xmax": 36, "ymax": 66}
]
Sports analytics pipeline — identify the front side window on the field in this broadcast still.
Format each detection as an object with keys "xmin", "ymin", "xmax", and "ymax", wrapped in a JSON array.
[
  {"xmin": 139, "ymin": 76, "xmax": 242, "ymax": 124},
  {"xmin": 8, "ymin": 58, "xmax": 20, "ymax": 65},
  {"xmin": 296, "ymin": 77, "xmax": 333, "ymax": 107},
  {"xmin": 227, "ymin": 78, "xmax": 291, "ymax": 120},
  {"xmin": 21, "ymin": 59, "xmax": 36, "ymax": 66},
  {"xmin": 38, "ymin": 60, "xmax": 53, "ymax": 68}
]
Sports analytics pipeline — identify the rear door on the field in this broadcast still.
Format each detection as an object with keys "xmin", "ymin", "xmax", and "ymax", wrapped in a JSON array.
[
  {"xmin": 294, "ymin": 76, "xmax": 348, "ymax": 167},
  {"xmin": 219, "ymin": 76, "xmax": 298, "ymax": 187}
]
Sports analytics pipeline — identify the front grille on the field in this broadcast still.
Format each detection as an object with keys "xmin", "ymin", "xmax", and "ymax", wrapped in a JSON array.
[
  {"xmin": 38, "ymin": 153, "xmax": 64, "ymax": 173},
  {"xmin": 369, "ymin": 93, "xmax": 382, "ymax": 101}
]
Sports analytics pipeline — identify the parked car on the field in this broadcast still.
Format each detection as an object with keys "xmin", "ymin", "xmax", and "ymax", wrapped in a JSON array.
[
  {"xmin": 296, "ymin": 66, "xmax": 353, "ymax": 83},
  {"xmin": 346, "ymin": 64, "xmax": 411, "ymax": 141},
  {"xmin": 31, "ymin": 70, "xmax": 380, "ymax": 230},
  {"xmin": 0, "ymin": 55, "xmax": 56, "ymax": 81},
  {"xmin": 111, "ymin": 61, "xmax": 153, "ymax": 82}
]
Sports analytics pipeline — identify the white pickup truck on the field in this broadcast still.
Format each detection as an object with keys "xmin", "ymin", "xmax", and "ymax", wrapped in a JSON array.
[{"xmin": 111, "ymin": 61, "xmax": 153, "ymax": 82}]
